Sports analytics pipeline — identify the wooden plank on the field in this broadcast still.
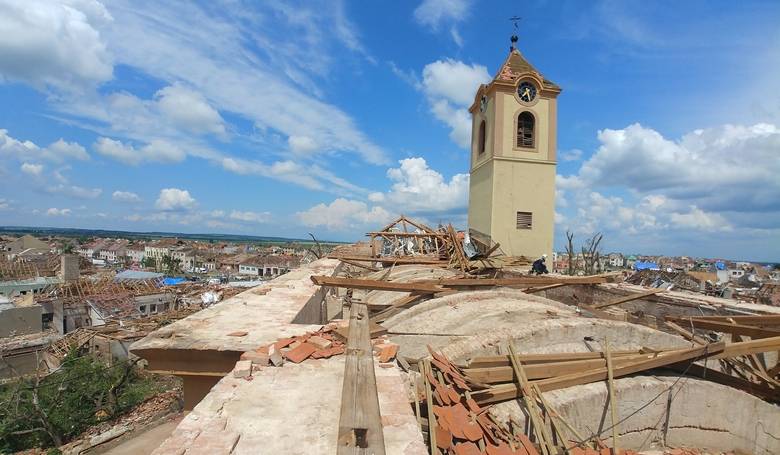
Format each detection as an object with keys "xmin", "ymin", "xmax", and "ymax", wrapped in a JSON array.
[
  {"xmin": 682, "ymin": 314, "xmax": 780, "ymax": 326},
  {"xmin": 467, "ymin": 350, "xmax": 642, "ymax": 369},
  {"xmin": 666, "ymin": 317, "xmax": 780, "ymax": 339},
  {"xmin": 465, "ymin": 355, "xmax": 650, "ymax": 383},
  {"xmin": 591, "ymin": 289, "xmax": 664, "ymax": 309},
  {"xmin": 436, "ymin": 276, "xmax": 609, "ymax": 287},
  {"xmin": 336, "ymin": 302, "xmax": 386, "ymax": 455},
  {"xmin": 369, "ymin": 294, "xmax": 429, "ymax": 323},
  {"xmin": 663, "ymin": 321, "xmax": 709, "ymax": 345},
  {"xmin": 605, "ymin": 340, "xmax": 619, "ymax": 454},
  {"xmin": 327, "ymin": 255, "xmax": 447, "ymax": 265},
  {"xmin": 339, "ymin": 259, "xmax": 379, "ymax": 272},
  {"xmin": 365, "ymin": 232, "xmax": 448, "ymax": 238},
  {"xmin": 713, "ymin": 335, "xmax": 780, "ymax": 359},
  {"xmin": 311, "ymin": 276, "xmax": 444, "ymax": 293},
  {"xmin": 421, "ymin": 360, "xmax": 439, "ymax": 455},
  {"xmin": 508, "ymin": 344, "xmax": 553, "ymax": 455},
  {"xmin": 472, "ymin": 343, "xmax": 725, "ymax": 405},
  {"xmin": 522, "ymin": 283, "xmax": 569, "ymax": 294}
]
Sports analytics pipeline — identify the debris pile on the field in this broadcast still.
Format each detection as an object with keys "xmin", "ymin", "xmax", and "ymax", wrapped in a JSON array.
[{"xmin": 331, "ymin": 215, "xmax": 531, "ymax": 275}]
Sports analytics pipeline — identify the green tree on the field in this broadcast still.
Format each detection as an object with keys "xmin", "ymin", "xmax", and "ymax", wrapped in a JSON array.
[
  {"xmin": 0, "ymin": 354, "xmax": 157, "ymax": 452},
  {"xmin": 141, "ymin": 256, "xmax": 156, "ymax": 269},
  {"xmin": 160, "ymin": 255, "xmax": 181, "ymax": 275}
]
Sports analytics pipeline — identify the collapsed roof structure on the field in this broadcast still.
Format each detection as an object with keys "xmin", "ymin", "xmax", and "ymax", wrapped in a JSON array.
[{"xmin": 130, "ymin": 216, "xmax": 780, "ymax": 455}]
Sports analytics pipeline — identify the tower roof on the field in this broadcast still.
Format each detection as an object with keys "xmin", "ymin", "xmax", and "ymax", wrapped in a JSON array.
[{"xmin": 492, "ymin": 48, "xmax": 560, "ymax": 92}]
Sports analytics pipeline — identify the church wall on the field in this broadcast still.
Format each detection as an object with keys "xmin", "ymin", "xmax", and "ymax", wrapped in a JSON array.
[
  {"xmin": 467, "ymin": 161, "xmax": 494, "ymax": 238},
  {"xmin": 489, "ymin": 159, "xmax": 555, "ymax": 258}
]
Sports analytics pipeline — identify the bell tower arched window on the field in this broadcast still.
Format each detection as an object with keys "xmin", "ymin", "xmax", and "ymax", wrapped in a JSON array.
[
  {"xmin": 517, "ymin": 112, "xmax": 535, "ymax": 148},
  {"xmin": 478, "ymin": 120, "xmax": 486, "ymax": 155}
]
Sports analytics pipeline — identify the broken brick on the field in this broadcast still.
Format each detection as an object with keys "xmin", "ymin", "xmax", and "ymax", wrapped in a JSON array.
[
  {"xmin": 307, "ymin": 335, "xmax": 332, "ymax": 350},
  {"xmin": 273, "ymin": 337, "xmax": 295, "ymax": 349},
  {"xmin": 453, "ymin": 442, "xmax": 481, "ymax": 455},
  {"xmin": 284, "ymin": 342, "xmax": 317, "ymax": 363},
  {"xmin": 462, "ymin": 420, "xmax": 483, "ymax": 442},
  {"xmin": 233, "ymin": 360, "xmax": 252, "ymax": 378},
  {"xmin": 240, "ymin": 351, "xmax": 269, "ymax": 366},
  {"xmin": 268, "ymin": 344, "xmax": 285, "ymax": 367},
  {"xmin": 435, "ymin": 425, "xmax": 453, "ymax": 450},
  {"xmin": 486, "ymin": 442, "xmax": 515, "ymax": 455},
  {"xmin": 377, "ymin": 343, "xmax": 399, "ymax": 362}
]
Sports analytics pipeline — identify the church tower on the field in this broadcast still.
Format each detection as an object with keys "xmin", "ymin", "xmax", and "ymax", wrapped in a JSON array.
[{"xmin": 467, "ymin": 37, "xmax": 560, "ymax": 259}]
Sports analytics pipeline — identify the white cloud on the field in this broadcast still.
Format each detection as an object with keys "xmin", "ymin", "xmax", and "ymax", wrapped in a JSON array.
[
  {"xmin": 93, "ymin": 137, "xmax": 185, "ymax": 165},
  {"xmin": 382, "ymin": 157, "xmax": 469, "ymax": 213},
  {"xmin": 155, "ymin": 83, "xmax": 225, "ymax": 135},
  {"xmin": 414, "ymin": 0, "xmax": 471, "ymax": 28},
  {"xmin": 420, "ymin": 59, "xmax": 490, "ymax": 148},
  {"xmin": 669, "ymin": 207, "xmax": 730, "ymax": 232},
  {"xmin": 0, "ymin": 198, "xmax": 10, "ymax": 210},
  {"xmin": 367, "ymin": 192, "xmax": 385, "ymax": 202},
  {"xmin": 413, "ymin": 0, "xmax": 472, "ymax": 47},
  {"xmin": 46, "ymin": 184, "xmax": 102, "ymax": 199},
  {"xmin": 52, "ymin": 1, "xmax": 388, "ymax": 166},
  {"xmin": 297, "ymin": 198, "xmax": 391, "ymax": 231},
  {"xmin": 229, "ymin": 210, "xmax": 271, "ymax": 223},
  {"xmin": 0, "ymin": 129, "xmax": 89, "ymax": 163},
  {"xmin": 44, "ymin": 139, "xmax": 90, "ymax": 161},
  {"xmin": 298, "ymin": 157, "xmax": 467, "ymax": 232},
  {"xmin": 155, "ymin": 188, "xmax": 196, "ymax": 211},
  {"xmin": 579, "ymin": 122, "xmax": 780, "ymax": 213},
  {"xmin": 21, "ymin": 162, "xmax": 43, "ymax": 176},
  {"xmin": 0, "ymin": 0, "xmax": 113, "ymax": 91},
  {"xmin": 288, "ymin": 135, "xmax": 319, "ymax": 155},
  {"xmin": 422, "ymin": 59, "xmax": 489, "ymax": 107},
  {"xmin": 556, "ymin": 122, "xmax": 779, "ymax": 246},
  {"xmin": 112, "ymin": 190, "xmax": 141, "ymax": 203},
  {"xmin": 46, "ymin": 207, "xmax": 71, "ymax": 216}
]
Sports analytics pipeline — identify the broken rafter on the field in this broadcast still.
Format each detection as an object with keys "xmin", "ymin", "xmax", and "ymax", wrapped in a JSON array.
[
  {"xmin": 311, "ymin": 276, "xmax": 444, "ymax": 293},
  {"xmin": 311, "ymin": 275, "xmax": 611, "ymax": 294},
  {"xmin": 665, "ymin": 316, "xmax": 780, "ymax": 339},
  {"xmin": 326, "ymin": 255, "xmax": 447, "ymax": 265},
  {"xmin": 591, "ymin": 289, "xmax": 665, "ymax": 309},
  {"xmin": 472, "ymin": 342, "xmax": 725, "ymax": 405},
  {"xmin": 467, "ymin": 350, "xmax": 644, "ymax": 369},
  {"xmin": 365, "ymin": 232, "xmax": 448, "ymax": 238}
]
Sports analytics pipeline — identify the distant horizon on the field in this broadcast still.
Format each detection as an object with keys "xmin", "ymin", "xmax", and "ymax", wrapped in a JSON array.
[
  {"xmin": 2, "ymin": 224, "xmax": 776, "ymax": 265},
  {"xmin": 0, "ymin": 225, "xmax": 348, "ymax": 245}
]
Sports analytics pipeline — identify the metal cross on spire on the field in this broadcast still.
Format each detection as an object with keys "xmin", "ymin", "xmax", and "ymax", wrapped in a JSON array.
[{"xmin": 509, "ymin": 16, "xmax": 521, "ymax": 51}]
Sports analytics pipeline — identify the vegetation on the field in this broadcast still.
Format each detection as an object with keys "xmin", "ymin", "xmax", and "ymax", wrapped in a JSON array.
[
  {"xmin": 160, "ymin": 255, "xmax": 181, "ymax": 275},
  {"xmin": 0, "ymin": 353, "xmax": 160, "ymax": 452},
  {"xmin": 563, "ymin": 230, "xmax": 604, "ymax": 275},
  {"xmin": 141, "ymin": 256, "xmax": 156, "ymax": 269}
]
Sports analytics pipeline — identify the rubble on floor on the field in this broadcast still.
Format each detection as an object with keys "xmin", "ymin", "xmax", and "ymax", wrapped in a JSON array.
[{"xmin": 128, "ymin": 216, "xmax": 780, "ymax": 455}]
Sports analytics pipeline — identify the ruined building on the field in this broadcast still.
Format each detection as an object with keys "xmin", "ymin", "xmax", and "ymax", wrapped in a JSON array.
[{"xmin": 126, "ymin": 39, "xmax": 780, "ymax": 455}]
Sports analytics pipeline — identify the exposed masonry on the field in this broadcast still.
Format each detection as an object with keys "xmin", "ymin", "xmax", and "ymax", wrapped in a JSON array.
[
  {"xmin": 489, "ymin": 376, "xmax": 780, "ymax": 455},
  {"xmin": 132, "ymin": 255, "xmax": 780, "ymax": 454}
]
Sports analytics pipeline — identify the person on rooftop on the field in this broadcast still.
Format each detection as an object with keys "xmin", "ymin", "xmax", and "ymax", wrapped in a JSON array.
[{"xmin": 531, "ymin": 254, "xmax": 549, "ymax": 275}]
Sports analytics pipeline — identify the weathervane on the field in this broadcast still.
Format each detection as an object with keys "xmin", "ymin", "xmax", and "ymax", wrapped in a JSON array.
[{"xmin": 509, "ymin": 16, "xmax": 521, "ymax": 51}]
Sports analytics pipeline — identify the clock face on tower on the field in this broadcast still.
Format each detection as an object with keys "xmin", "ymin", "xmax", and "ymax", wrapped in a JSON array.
[{"xmin": 517, "ymin": 81, "xmax": 537, "ymax": 103}]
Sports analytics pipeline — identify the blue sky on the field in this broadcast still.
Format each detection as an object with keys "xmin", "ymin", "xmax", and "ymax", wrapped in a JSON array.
[{"xmin": 0, "ymin": 0, "xmax": 779, "ymax": 261}]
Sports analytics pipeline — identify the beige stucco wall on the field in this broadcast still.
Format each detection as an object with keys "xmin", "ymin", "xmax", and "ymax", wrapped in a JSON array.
[
  {"xmin": 467, "ymin": 160, "xmax": 494, "ymax": 237},
  {"xmin": 489, "ymin": 159, "xmax": 555, "ymax": 258},
  {"xmin": 467, "ymin": 80, "xmax": 557, "ymax": 259}
]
